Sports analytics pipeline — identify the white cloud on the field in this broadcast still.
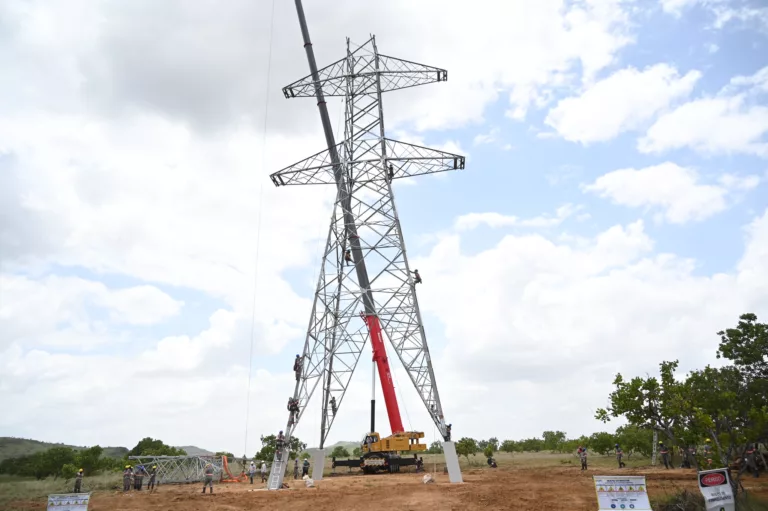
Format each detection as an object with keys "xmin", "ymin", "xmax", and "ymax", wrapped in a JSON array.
[
  {"xmin": 707, "ymin": 43, "xmax": 720, "ymax": 53},
  {"xmin": 406, "ymin": 208, "xmax": 768, "ymax": 438},
  {"xmin": 583, "ymin": 162, "xmax": 761, "ymax": 224},
  {"xmin": 0, "ymin": 275, "xmax": 183, "ymax": 350},
  {"xmin": 660, "ymin": 0, "xmax": 699, "ymax": 16},
  {"xmin": 473, "ymin": 128, "xmax": 499, "ymax": 146},
  {"xmin": 639, "ymin": 66, "xmax": 768, "ymax": 156},
  {"xmin": 455, "ymin": 204, "xmax": 582, "ymax": 231},
  {"xmin": 545, "ymin": 64, "xmax": 701, "ymax": 143},
  {"xmin": 660, "ymin": 0, "xmax": 768, "ymax": 31}
]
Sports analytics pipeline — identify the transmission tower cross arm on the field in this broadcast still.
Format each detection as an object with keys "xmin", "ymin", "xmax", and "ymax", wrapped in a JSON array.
[
  {"xmin": 270, "ymin": 138, "xmax": 465, "ymax": 187},
  {"xmin": 283, "ymin": 45, "xmax": 448, "ymax": 98}
]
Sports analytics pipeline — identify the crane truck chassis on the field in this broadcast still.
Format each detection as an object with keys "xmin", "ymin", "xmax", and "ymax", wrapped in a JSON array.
[{"xmin": 332, "ymin": 431, "xmax": 427, "ymax": 474}]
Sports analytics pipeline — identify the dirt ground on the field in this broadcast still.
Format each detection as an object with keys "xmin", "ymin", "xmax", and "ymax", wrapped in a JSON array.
[{"xmin": 10, "ymin": 465, "xmax": 768, "ymax": 511}]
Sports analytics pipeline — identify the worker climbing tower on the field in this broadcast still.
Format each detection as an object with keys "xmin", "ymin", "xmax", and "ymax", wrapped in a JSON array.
[{"xmin": 267, "ymin": 0, "xmax": 465, "ymax": 490}]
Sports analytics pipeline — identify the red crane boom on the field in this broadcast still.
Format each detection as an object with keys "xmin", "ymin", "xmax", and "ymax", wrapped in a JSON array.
[{"xmin": 363, "ymin": 313, "xmax": 404, "ymax": 434}]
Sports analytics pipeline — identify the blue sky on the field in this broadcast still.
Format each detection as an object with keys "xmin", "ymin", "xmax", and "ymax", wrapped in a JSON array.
[{"xmin": 1, "ymin": 0, "xmax": 767, "ymax": 456}]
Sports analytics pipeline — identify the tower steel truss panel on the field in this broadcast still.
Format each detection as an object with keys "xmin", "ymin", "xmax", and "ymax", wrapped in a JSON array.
[
  {"xmin": 128, "ymin": 456, "xmax": 224, "ymax": 485},
  {"xmin": 267, "ymin": 8, "xmax": 465, "ymax": 491}
]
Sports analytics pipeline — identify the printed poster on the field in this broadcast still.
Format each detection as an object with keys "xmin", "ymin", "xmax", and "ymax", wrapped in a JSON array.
[
  {"xmin": 698, "ymin": 468, "xmax": 735, "ymax": 511},
  {"xmin": 47, "ymin": 493, "xmax": 91, "ymax": 511},
  {"xmin": 594, "ymin": 476, "xmax": 652, "ymax": 510}
]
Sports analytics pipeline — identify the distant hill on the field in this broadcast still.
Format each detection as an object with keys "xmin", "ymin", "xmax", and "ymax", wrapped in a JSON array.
[
  {"xmin": 0, "ymin": 437, "xmax": 128, "ymax": 462},
  {"xmin": 176, "ymin": 446, "xmax": 214, "ymax": 456}
]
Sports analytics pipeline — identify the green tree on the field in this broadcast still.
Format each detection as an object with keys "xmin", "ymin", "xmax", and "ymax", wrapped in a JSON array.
[
  {"xmin": 595, "ymin": 360, "xmax": 685, "ymax": 447},
  {"xmin": 615, "ymin": 425, "xmax": 652, "ymax": 458},
  {"xmin": 587, "ymin": 432, "xmax": 616, "ymax": 455},
  {"xmin": 129, "ymin": 438, "xmax": 186, "ymax": 457},
  {"xmin": 352, "ymin": 447, "xmax": 362, "ymax": 457},
  {"xmin": 215, "ymin": 451, "xmax": 234, "ymax": 458},
  {"xmin": 455, "ymin": 437, "xmax": 478, "ymax": 462},
  {"xmin": 426, "ymin": 441, "xmax": 443, "ymax": 454},
  {"xmin": 331, "ymin": 446, "xmax": 350, "ymax": 458},
  {"xmin": 61, "ymin": 464, "xmax": 78, "ymax": 482},
  {"xmin": 255, "ymin": 435, "xmax": 307, "ymax": 462},
  {"xmin": 542, "ymin": 431, "xmax": 567, "ymax": 451},
  {"xmin": 499, "ymin": 440, "xmax": 518, "ymax": 453},
  {"xmin": 74, "ymin": 446, "xmax": 104, "ymax": 475},
  {"xmin": 487, "ymin": 437, "xmax": 499, "ymax": 452},
  {"xmin": 519, "ymin": 438, "xmax": 545, "ymax": 452},
  {"xmin": 482, "ymin": 445, "xmax": 494, "ymax": 458}
]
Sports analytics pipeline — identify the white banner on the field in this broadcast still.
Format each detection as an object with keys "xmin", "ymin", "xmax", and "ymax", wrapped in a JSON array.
[
  {"xmin": 593, "ymin": 476, "xmax": 652, "ymax": 510},
  {"xmin": 698, "ymin": 468, "xmax": 735, "ymax": 511},
  {"xmin": 47, "ymin": 493, "xmax": 91, "ymax": 511}
]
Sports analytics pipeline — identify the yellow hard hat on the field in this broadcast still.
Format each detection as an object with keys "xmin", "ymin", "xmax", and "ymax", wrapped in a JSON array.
[
  {"xmin": 79, "ymin": 468, "xmax": 83, "ymax": 472},
  {"xmin": 705, "ymin": 438, "xmax": 711, "ymax": 442},
  {"xmin": 152, "ymin": 465, "xmax": 157, "ymax": 469},
  {"xmin": 125, "ymin": 465, "xmax": 130, "ymax": 468},
  {"xmin": 658, "ymin": 441, "xmax": 663, "ymax": 444}
]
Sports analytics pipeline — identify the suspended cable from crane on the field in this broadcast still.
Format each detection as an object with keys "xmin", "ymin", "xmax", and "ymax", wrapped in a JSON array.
[{"xmin": 244, "ymin": 0, "xmax": 277, "ymax": 459}]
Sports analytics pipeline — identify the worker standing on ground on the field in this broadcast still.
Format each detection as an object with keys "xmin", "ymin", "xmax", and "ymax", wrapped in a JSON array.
[
  {"xmin": 73, "ymin": 468, "xmax": 83, "ymax": 493},
  {"xmin": 202, "ymin": 463, "xmax": 214, "ymax": 494},
  {"xmin": 302, "ymin": 458, "xmax": 310, "ymax": 477},
  {"xmin": 293, "ymin": 458, "xmax": 299, "ymax": 479},
  {"xmin": 578, "ymin": 447, "xmax": 588, "ymax": 471},
  {"xmin": 260, "ymin": 461, "xmax": 267, "ymax": 483},
  {"xmin": 615, "ymin": 444, "xmax": 626, "ymax": 468},
  {"xmin": 123, "ymin": 465, "xmax": 132, "ymax": 492},
  {"xmin": 134, "ymin": 466, "xmax": 144, "ymax": 491},
  {"xmin": 659, "ymin": 442, "xmax": 670, "ymax": 469},
  {"xmin": 147, "ymin": 465, "xmax": 157, "ymax": 491},
  {"xmin": 249, "ymin": 461, "xmax": 256, "ymax": 484}
]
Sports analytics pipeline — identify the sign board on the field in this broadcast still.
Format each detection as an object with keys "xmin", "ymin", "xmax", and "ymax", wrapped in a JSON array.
[
  {"xmin": 47, "ymin": 493, "xmax": 91, "ymax": 510},
  {"xmin": 594, "ymin": 476, "xmax": 652, "ymax": 510},
  {"xmin": 698, "ymin": 468, "xmax": 735, "ymax": 511}
]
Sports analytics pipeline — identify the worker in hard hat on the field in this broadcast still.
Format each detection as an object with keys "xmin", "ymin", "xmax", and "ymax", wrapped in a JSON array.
[
  {"xmin": 412, "ymin": 269, "xmax": 422, "ymax": 284},
  {"xmin": 260, "ymin": 460, "xmax": 268, "ymax": 483},
  {"xmin": 659, "ymin": 441, "xmax": 670, "ymax": 469},
  {"xmin": 293, "ymin": 355, "xmax": 302, "ymax": 381},
  {"xmin": 249, "ymin": 461, "xmax": 256, "ymax": 484},
  {"xmin": 445, "ymin": 424, "xmax": 452, "ymax": 441},
  {"xmin": 330, "ymin": 395, "xmax": 337, "ymax": 417},
  {"xmin": 202, "ymin": 463, "xmax": 214, "ymax": 494},
  {"xmin": 302, "ymin": 458, "xmax": 310, "ymax": 478},
  {"xmin": 147, "ymin": 465, "xmax": 157, "ymax": 491},
  {"xmin": 134, "ymin": 465, "xmax": 144, "ymax": 490},
  {"xmin": 73, "ymin": 468, "xmax": 84, "ymax": 493},
  {"xmin": 344, "ymin": 249, "xmax": 352, "ymax": 266},
  {"xmin": 123, "ymin": 465, "xmax": 132, "ymax": 492}
]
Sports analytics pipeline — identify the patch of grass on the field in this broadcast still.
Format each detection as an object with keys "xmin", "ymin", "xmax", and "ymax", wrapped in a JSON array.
[
  {"xmin": 0, "ymin": 472, "xmax": 121, "ymax": 508},
  {"xmin": 653, "ymin": 488, "xmax": 768, "ymax": 511}
]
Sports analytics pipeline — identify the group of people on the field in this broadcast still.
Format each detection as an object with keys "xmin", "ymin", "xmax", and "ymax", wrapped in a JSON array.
[
  {"xmin": 122, "ymin": 465, "xmax": 157, "ymax": 492},
  {"xmin": 292, "ymin": 457, "xmax": 311, "ymax": 479},
  {"xmin": 247, "ymin": 460, "xmax": 268, "ymax": 484}
]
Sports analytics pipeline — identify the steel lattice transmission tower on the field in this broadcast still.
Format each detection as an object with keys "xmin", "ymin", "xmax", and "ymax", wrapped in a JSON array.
[{"xmin": 266, "ymin": 1, "xmax": 465, "ymax": 490}]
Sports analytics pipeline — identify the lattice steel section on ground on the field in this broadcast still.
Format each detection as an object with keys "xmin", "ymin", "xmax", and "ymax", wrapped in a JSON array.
[
  {"xmin": 128, "ymin": 456, "xmax": 225, "ymax": 485},
  {"xmin": 270, "ymin": 35, "xmax": 464, "ymax": 473}
]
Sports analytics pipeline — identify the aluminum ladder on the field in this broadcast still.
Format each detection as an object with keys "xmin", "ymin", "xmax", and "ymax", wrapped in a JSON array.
[{"xmin": 267, "ymin": 448, "xmax": 288, "ymax": 490}]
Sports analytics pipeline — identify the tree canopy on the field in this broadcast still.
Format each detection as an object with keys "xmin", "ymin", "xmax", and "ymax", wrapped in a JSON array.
[{"xmin": 596, "ymin": 313, "xmax": 768, "ymax": 474}]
